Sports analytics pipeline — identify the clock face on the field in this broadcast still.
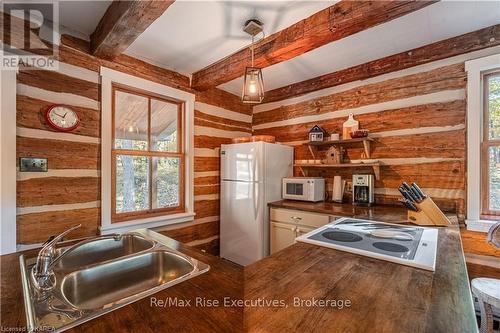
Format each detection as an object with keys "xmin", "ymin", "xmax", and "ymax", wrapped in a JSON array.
[{"xmin": 46, "ymin": 105, "xmax": 80, "ymax": 132}]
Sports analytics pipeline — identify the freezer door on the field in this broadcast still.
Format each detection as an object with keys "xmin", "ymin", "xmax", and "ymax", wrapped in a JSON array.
[
  {"xmin": 220, "ymin": 180, "xmax": 265, "ymax": 266},
  {"xmin": 221, "ymin": 142, "xmax": 264, "ymax": 182}
]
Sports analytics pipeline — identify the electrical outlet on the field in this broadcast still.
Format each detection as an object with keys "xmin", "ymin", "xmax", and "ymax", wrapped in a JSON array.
[{"xmin": 19, "ymin": 157, "xmax": 48, "ymax": 172}]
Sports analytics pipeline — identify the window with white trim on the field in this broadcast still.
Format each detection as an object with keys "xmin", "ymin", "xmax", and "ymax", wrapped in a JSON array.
[
  {"xmin": 112, "ymin": 84, "xmax": 185, "ymax": 222},
  {"xmin": 100, "ymin": 67, "xmax": 194, "ymax": 233},
  {"xmin": 482, "ymin": 71, "xmax": 500, "ymax": 218}
]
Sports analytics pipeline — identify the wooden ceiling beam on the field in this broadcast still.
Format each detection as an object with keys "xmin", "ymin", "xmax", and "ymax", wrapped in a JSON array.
[
  {"xmin": 191, "ymin": 0, "xmax": 437, "ymax": 91},
  {"xmin": 263, "ymin": 24, "xmax": 500, "ymax": 103},
  {"xmin": 90, "ymin": 0, "xmax": 175, "ymax": 59}
]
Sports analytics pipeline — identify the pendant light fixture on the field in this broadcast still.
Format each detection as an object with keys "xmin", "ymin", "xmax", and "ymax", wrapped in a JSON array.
[{"xmin": 241, "ymin": 19, "xmax": 265, "ymax": 104}]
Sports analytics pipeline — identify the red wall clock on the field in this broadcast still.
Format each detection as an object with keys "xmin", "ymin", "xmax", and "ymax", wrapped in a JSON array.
[{"xmin": 45, "ymin": 105, "xmax": 81, "ymax": 132}]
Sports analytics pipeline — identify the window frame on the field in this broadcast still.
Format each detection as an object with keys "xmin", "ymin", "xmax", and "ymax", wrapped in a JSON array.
[
  {"xmin": 481, "ymin": 70, "xmax": 500, "ymax": 218},
  {"xmin": 111, "ymin": 83, "xmax": 185, "ymax": 223}
]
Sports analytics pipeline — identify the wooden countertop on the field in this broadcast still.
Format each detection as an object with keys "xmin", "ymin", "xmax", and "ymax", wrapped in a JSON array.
[
  {"xmin": 1, "ymin": 229, "xmax": 474, "ymax": 332},
  {"xmin": 269, "ymin": 200, "xmax": 459, "ymax": 224},
  {"xmin": 245, "ymin": 225, "xmax": 477, "ymax": 333},
  {"xmin": 0, "ymin": 238, "xmax": 243, "ymax": 333}
]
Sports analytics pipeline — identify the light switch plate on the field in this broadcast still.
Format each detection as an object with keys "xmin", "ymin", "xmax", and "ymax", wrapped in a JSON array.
[{"xmin": 19, "ymin": 157, "xmax": 48, "ymax": 172}]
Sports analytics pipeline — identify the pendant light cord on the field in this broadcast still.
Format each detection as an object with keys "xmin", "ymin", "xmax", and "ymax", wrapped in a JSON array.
[
  {"xmin": 251, "ymin": 35, "xmax": 255, "ymax": 67},
  {"xmin": 249, "ymin": 31, "xmax": 264, "ymax": 68}
]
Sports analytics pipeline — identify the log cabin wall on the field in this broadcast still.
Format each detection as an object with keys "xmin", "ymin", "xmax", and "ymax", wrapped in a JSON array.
[
  {"xmin": 16, "ymin": 64, "xmax": 102, "ymax": 245},
  {"xmin": 10, "ymin": 24, "xmax": 251, "ymax": 254},
  {"xmin": 252, "ymin": 45, "xmax": 500, "ymax": 221}
]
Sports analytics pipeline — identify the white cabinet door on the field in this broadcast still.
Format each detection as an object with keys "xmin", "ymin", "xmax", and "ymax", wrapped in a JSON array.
[{"xmin": 270, "ymin": 222, "xmax": 296, "ymax": 254}]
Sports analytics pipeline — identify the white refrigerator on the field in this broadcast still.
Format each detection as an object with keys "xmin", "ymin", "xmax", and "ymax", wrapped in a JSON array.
[{"xmin": 220, "ymin": 141, "xmax": 293, "ymax": 266}]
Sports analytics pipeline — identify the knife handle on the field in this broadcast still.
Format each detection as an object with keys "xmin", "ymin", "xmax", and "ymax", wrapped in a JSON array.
[
  {"xmin": 399, "ymin": 189, "xmax": 414, "ymax": 202},
  {"xmin": 401, "ymin": 182, "xmax": 412, "ymax": 193},
  {"xmin": 411, "ymin": 182, "xmax": 426, "ymax": 199},
  {"xmin": 403, "ymin": 199, "xmax": 419, "ymax": 212}
]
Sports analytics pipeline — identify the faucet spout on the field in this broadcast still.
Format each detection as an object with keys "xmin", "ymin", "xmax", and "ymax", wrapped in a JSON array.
[{"xmin": 32, "ymin": 224, "xmax": 81, "ymax": 291}]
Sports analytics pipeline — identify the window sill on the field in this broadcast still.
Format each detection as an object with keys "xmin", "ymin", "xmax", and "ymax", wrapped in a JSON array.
[
  {"xmin": 100, "ymin": 212, "xmax": 195, "ymax": 234},
  {"xmin": 466, "ymin": 219, "xmax": 498, "ymax": 233}
]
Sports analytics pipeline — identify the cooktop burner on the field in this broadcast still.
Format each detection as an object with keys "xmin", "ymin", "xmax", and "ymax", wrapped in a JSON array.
[
  {"xmin": 322, "ymin": 231, "xmax": 362, "ymax": 242},
  {"xmin": 295, "ymin": 217, "xmax": 438, "ymax": 271},
  {"xmin": 372, "ymin": 242, "xmax": 409, "ymax": 253},
  {"xmin": 305, "ymin": 219, "xmax": 424, "ymax": 260}
]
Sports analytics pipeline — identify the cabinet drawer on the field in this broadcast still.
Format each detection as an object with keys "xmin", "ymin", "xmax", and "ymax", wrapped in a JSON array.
[{"xmin": 270, "ymin": 208, "xmax": 330, "ymax": 228}]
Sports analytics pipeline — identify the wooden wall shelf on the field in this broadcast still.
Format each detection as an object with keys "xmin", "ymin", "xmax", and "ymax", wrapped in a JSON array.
[
  {"xmin": 294, "ymin": 162, "xmax": 380, "ymax": 179},
  {"xmin": 306, "ymin": 137, "xmax": 373, "ymax": 146},
  {"xmin": 305, "ymin": 137, "xmax": 373, "ymax": 159}
]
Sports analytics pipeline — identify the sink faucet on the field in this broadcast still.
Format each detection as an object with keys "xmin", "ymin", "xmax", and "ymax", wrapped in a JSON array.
[{"xmin": 31, "ymin": 224, "xmax": 81, "ymax": 291}]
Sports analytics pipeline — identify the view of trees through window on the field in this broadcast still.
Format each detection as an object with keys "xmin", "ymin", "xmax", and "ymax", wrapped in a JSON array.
[
  {"xmin": 113, "ymin": 87, "xmax": 183, "ymax": 219},
  {"xmin": 485, "ymin": 74, "xmax": 500, "ymax": 212}
]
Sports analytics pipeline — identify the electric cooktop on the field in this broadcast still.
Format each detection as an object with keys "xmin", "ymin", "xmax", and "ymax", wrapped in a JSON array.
[{"xmin": 295, "ymin": 217, "xmax": 438, "ymax": 271}]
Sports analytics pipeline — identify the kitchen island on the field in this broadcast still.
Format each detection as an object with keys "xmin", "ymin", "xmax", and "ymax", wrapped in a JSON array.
[
  {"xmin": 1, "ymin": 227, "xmax": 476, "ymax": 333},
  {"xmin": 245, "ymin": 225, "xmax": 476, "ymax": 333}
]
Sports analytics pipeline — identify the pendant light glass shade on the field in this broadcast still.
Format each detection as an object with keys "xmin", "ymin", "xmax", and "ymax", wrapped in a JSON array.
[{"xmin": 241, "ymin": 66, "xmax": 264, "ymax": 104}]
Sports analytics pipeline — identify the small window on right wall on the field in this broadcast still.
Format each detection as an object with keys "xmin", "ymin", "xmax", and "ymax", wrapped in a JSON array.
[{"xmin": 482, "ymin": 71, "xmax": 500, "ymax": 218}]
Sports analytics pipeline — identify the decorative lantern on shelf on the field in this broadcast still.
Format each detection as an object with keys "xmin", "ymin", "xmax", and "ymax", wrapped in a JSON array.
[{"xmin": 241, "ymin": 19, "xmax": 265, "ymax": 104}]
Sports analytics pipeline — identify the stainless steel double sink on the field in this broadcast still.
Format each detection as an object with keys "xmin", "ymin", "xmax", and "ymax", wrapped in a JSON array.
[{"xmin": 20, "ymin": 229, "xmax": 210, "ymax": 332}]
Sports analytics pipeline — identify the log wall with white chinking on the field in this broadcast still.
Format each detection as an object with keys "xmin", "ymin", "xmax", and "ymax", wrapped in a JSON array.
[
  {"xmin": 253, "ymin": 45, "xmax": 500, "ymax": 220},
  {"xmin": 9, "ymin": 16, "xmax": 252, "ymax": 254},
  {"xmin": 16, "ymin": 62, "xmax": 103, "ymax": 245}
]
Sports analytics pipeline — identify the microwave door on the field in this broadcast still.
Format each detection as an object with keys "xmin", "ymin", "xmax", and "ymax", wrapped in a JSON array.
[{"xmin": 284, "ymin": 181, "xmax": 307, "ymax": 199}]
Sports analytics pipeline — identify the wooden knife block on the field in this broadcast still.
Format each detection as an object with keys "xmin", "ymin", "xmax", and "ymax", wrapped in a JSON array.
[{"xmin": 407, "ymin": 197, "xmax": 451, "ymax": 226}]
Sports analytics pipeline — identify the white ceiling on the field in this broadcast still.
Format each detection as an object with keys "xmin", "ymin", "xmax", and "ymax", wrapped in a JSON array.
[
  {"xmin": 219, "ymin": 0, "xmax": 500, "ymax": 94},
  {"xmin": 56, "ymin": 0, "xmax": 500, "ymax": 96},
  {"xmin": 125, "ymin": 0, "xmax": 336, "ymax": 75},
  {"xmin": 58, "ymin": 1, "xmax": 112, "ymax": 39}
]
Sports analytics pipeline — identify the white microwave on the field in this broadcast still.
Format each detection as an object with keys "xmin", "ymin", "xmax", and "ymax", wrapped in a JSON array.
[{"xmin": 282, "ymin": 177, "xmax": 325, "ymax": 202}]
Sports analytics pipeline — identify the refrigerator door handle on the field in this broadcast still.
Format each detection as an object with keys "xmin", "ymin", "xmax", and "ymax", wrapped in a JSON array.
[
  {"xmin": 253, "ymin": 182, "xmax": 259, "ymax": 219},
  {"xmin": 252, "ymin": 149, "xmax": 257, "ymax": 182}
]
